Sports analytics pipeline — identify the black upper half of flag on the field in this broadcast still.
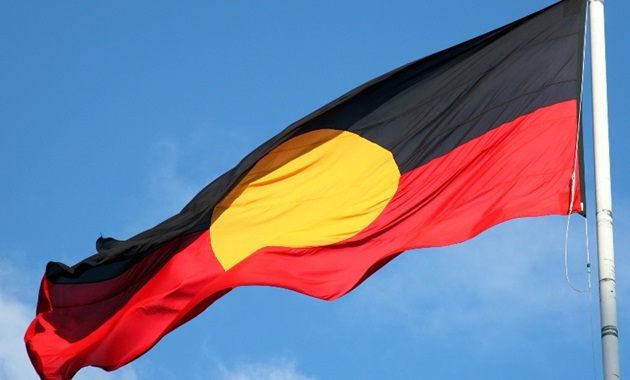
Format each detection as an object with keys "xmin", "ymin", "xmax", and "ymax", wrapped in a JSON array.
[{"xmin": 48, "ymin": 0, "xmax": 587, "ymax": 283}]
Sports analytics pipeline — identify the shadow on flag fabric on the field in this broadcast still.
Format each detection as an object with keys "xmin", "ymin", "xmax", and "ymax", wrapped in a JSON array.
[{"xmin": 26, "ymin": 0, "xmax": 587, "ymax": 378}]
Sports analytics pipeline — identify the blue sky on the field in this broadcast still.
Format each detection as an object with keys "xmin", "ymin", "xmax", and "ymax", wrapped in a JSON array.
[{"xmin": 1, "ymin": 1, "xmax": 629, "ymax": 379}]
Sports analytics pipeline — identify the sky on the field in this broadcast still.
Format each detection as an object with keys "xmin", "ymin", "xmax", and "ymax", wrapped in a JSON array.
[{"xmin": 1, "ymin": 1, "xmax": 629, "ymax": 379}]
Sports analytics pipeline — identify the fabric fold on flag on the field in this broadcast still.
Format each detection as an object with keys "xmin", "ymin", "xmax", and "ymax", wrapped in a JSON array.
[{"xmin": 26, "ymin": 0, "xmax": 587, "ymax": 378}]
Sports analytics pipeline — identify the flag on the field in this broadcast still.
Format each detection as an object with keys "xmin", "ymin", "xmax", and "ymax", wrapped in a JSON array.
[{"xmin": 25, "ymin": 0, "xmax": 586, "ymax": 378}]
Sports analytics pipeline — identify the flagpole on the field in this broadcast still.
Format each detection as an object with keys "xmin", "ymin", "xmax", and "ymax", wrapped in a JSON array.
[{"xmin": 589, "ymin": 0, "xmax": 620, "ymax": 379}]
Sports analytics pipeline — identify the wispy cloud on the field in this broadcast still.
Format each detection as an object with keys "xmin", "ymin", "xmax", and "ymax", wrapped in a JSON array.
[
  {"xmin": 145, "ymin": 137, "xmax": 202, "ymax": 215},
  {"xmin": 0, "ymin": 247, "xmax": 40, "ymax": 380},
  {"xmin": 74, "ymin": 366, "xmax": 139, "ymax": 380},
  {"xmin": 340, "ymin": 215, "xmax": 598, "ymax": 350},
  {"xmin": 121, "ymin": 122, "xmax": 270, "ymax": 237},
  {"xmin": 0, "ymin": 292, "xmax": 36, "ymax": 380},
  {"xmin": 144, "ymin": 122, "xmax": 272, "ymax": 214},
  {"xmin": 0, "ymin": 249, "xmax": 140, "ymax": 380},
  {"xmin": 1, "ymin": 301, "xmax": 141, "ymax": 380},
  {"xmin": 216, "ymin": 359, "xmax": 317, "ymax": 380}
]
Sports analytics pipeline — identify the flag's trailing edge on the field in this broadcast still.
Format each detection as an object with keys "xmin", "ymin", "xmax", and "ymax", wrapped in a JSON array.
[{"xmin": 26, "ymin": 0, "xmax": 587, "ymax": 379}]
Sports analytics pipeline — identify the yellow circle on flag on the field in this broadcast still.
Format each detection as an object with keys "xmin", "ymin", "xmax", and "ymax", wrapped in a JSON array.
[{"xmin": 210, "ymin": 129, "xmax": 400, "ymax": 270}]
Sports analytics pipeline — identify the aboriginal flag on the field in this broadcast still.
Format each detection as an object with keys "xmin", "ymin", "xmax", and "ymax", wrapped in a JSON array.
[{"xmin": 26, "ymin": 0, "xmax": 586, "ymax": 378}]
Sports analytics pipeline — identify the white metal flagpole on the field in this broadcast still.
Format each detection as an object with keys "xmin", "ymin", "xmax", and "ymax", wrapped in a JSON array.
[{"xmin": 588, "ymin": 0, "xmax": 620, "ymax": 379}]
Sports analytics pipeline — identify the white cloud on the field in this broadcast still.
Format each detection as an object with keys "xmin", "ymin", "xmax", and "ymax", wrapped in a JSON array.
[
  {"xmin": 216, "ymin": 359, "xmax": 317, "ymax": 380},
  {"xmin": 145, "ymin": 137, "xmax": 201, "ymax": 215},
  {"xmin": 0, "ymin": 248, "xmax": 41, "ymax": 380},
  {"xmin": 140, "ymin": 122, "xmax": 273, "ymax": 223},
  {"xmin": 0, "ymin": 292, "xmax": 37, "ymax": 380},
  {"xmin": 0, "ymin": 253, "xmax": 140, "ymax": 380},
  {"xmin": 124, "ymin": 125, "xmax": 262, "ymax": 236},
  {"xmin": 341, "ymin": 215, "xmax": 598, "ymax": 348},
  {"xmin": 74, "ymin": 366, "xmax": 139, "ymax": 380}
]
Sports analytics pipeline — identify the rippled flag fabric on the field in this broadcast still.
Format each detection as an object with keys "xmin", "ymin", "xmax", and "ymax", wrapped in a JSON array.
[{"xmin": 26, "ymin": 0, "xmax": 586, "ymax": 379}]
